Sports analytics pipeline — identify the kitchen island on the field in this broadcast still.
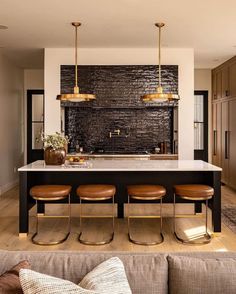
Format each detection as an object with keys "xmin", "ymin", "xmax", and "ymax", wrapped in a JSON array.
[{"xmin": 18, "ymin": 160, "xmax": 221, "ymax": 236}]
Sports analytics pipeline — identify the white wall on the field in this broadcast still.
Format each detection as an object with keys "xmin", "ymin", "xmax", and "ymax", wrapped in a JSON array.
[
  {"xmin": 194, "ymin": 69, "xmax": 212, "ymax": 161},
  {"xmin": 23, "ymin": 69, "xmax": 44, "ymax": 163},
  {"xmin": 44, "ymin": 47, "xmax": 194, "ymax": 159},
  {"xmin": 24, "ymin": 69, "xmax": 44, "ymax": 90},
  {"xmin": 0, "ymin": 50, "xmax": 24, "ymax": 195}
]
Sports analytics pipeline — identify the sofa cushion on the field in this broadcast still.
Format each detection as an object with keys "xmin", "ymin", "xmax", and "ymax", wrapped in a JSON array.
[
  {"xmin": 20, "ymin": 257, "xmax": 131, "ymax": 294},
  {"xmin": 0, "ymin": 260, "xmax": 30, "ymax": 294},
  {"xmin": 168, "ymin": 255, "xmax": 236, "ymax": 294},
  {"xmin": 0, "ymin": 251, "xmax": 168, "ymax": 294}
]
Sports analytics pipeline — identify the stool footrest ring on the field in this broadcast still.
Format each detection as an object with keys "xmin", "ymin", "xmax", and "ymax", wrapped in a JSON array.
[
  {"xmin": 78, "ymin": 232, "xmax": 114, "ymax": 245},
  {"xmin": 32, "ymin": 232, "xmax": 70, "ymax": 246},
  {"xmin": 128, "ymin": 232, "xmax": 164, "ymax": 246},
  {"xmin": 174, "ymin": 231, "xmax": 212, "ymax": 245}
]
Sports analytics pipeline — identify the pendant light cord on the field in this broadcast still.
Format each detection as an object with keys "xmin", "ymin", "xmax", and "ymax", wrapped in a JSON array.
[
  {"xmin": 158, "ymin": 25, "xmax": 161, "ymax": 87},
  {"xmin": 75, "ymin": 24, "xmax": 78, "ymax": 88}
]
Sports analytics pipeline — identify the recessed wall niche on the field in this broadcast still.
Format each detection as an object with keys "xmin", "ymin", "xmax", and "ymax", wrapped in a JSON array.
[{"xmin": 61, "ymin": 65, "xmax": 178, "ymax": 153}]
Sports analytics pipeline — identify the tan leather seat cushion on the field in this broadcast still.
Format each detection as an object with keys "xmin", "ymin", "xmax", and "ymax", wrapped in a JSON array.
[
  {"xmin": 174, "ymin": 184, "xmax": 214, "ymax": 199},
  {"xmin": 77, "ymin": 185, "xmax": 116, "ymax": 199},
  {"xmin": 30, "ymin": 185, "xmax": 72, "ymax": 199},
  {"xmin": 127, "ymin": 185, "xmax": 166, "ymax": 199}
]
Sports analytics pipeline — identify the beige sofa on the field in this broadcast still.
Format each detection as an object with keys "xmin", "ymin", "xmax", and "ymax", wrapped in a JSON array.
[{"xmin": 1, "ymin": 250, "xmax": 236, "ymax": 294}]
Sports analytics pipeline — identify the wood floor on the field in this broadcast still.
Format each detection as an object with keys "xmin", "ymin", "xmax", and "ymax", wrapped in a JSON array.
[{"xmin": 1, "ymin": 185, "xmax": 236, "ymax": 252}]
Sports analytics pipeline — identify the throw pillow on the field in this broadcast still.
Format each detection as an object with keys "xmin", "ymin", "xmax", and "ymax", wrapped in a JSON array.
[
  {"xmin": 20, "ymin": 270, "xmax": 94, "ymax": 294},
  {"xmin": 0, "ymin": 260, "xmax": 30, "ymax": 294},
  {"xmin": 168, "ymin": 255, "xmax": 236, "ymax": 294},
  {"xmin": 20, "ymin": 257, "xmax": 132, "ymax": 294},
  {"xmin": 79, "ymin": 257, "xmax": 132, "ymax": 294}
]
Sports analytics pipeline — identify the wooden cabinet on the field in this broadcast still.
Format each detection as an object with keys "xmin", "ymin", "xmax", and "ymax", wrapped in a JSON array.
[
  {"xmin": 229, "ymin": 61, "xmax": 236, "ymax": 97},
  {"xmin": 212, "ymin": 68, "xmax": 225, "ymax": 100},
  {"xmin": 212, "ymin": 99, "xmax": 234, "ymax": 186},
  {"xmin": 221, "ymin": 67, "xmax": 229, "ymax": 98},
  {"xmin": 216, "ymin": 70, "xmax": 222, "ymax": 100},
  {"xmin": 212, "ymin": 62, "xmax": 231, "ymax": 100},
  {"xmin": 212, "ymin": 56, "xmax": 236, "ymax": 189},
  {"xmin": 212, "ymin": 72, "xmax": 217, "ymax": 100}
]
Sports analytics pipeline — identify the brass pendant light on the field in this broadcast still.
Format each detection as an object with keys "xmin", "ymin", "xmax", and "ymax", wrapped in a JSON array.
[
  {"xmin": 57, "ymin": 22, "xmax": 96, "ymax": 102},
  {"xmin": 141, "ymin": 23, "xmax": 180, "ymax": 102}
]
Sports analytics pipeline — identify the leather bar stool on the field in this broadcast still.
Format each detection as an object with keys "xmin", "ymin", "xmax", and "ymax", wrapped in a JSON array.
[
  {"xmin": 30, "ymin": 185, "xmax": 72, "ymax": 245},
  {"xmin": 76, "ymin": 184, "xmax": 116, "ymax": 245},
  {"xmin": 127, "ymin": 185, "xmax": 166, "ymax": 245},
  {"xmin": 173, "ymin": 184, "xmax": 214, "ymax": 245}
]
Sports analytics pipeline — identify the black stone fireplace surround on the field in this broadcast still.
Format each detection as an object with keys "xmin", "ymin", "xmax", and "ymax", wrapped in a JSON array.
[{"xmin": 61, "ymin": 65, "xmax": 178, "ymax": 153}]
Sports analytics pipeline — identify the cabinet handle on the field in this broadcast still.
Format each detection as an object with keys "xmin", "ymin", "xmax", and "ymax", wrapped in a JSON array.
[
  {"xmin": 213, "ymin": 130, "xmax": 217, "ymax": 155},
  {"xmin": 225, "ymin": 131, "xmax": 229, "ymax": 159},
  {"xmin": 225, "ymin": 90, "xmax": 229, "ymax": 97}
]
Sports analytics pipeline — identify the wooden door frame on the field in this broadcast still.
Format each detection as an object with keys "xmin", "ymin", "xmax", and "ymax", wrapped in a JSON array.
[
  {"xmin": 194, "ymin": 90, "xmax": 209, "ymax": 162},
  {"xmin": 27, "ymin": 89, "xmax": 44, "ymax": 164}
]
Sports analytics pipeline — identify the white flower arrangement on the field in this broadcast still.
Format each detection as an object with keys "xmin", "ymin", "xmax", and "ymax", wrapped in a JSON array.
[{"xmin": 41, "ymin": 132, "xmax": 69, "ymax": 150}]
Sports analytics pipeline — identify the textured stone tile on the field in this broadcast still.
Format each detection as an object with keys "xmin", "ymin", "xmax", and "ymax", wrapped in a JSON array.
[{"xmin": 61, "ymin": 65, "xmax": 178, "ymax": 153}]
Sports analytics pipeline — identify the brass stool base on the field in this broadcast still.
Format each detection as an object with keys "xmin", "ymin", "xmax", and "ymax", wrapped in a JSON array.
[
  {"xmin": 78, "ymin": 194, "xmax": 115, "ymax": 246},
  {"xmin": 128, "ymin": 232, "xmax": 164, "ymax": 246},
  {"xmin": 128, "ymin": 195, "xmax": 164, "ymax": 246},
  {"xmin": 173, "ymin": 193, "xmax": 212, "ymax": 245},
  {"xmin": 174, "ymin": 231, "xmax": 212, "ymax": 245},
  {"xmin": 31, "ymin": 232, "xmax": 70, "ymax": 246},
  {"xmin": 31, "ymin": 195, "xmax": 71, "ymax": 246},
  {"xmin": 78, "ymin": 232, "xmax": 114, "ymax": 246}
]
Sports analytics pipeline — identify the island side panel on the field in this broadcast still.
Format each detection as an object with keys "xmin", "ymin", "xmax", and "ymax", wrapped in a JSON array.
[
  {"xmin": 19, "ymin": 172, "xmax": 29, "ymax": 235},
  {"xmin": 212, "ymin": 171, "xmax": 221, "ymax": 232}
]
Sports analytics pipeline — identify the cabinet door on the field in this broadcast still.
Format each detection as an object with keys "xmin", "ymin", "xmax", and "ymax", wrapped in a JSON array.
[
  {"xmin": 229, "ymin": 62, "xmax": 236, "ymax": 97},
  {"xmin": 212, "ymin": 71, "xmax": 217, "ymax": 100},
  {"xmin": 221, "ymin": 101, "xmax": 229, "ymax": 184},
  {"xmin": 229, "ymin": 99, "xmax": 236, "ymax": 189},
  {"xmin": 222, "ymin": 67, "xmax": 230, "ymax": 98},
  {"xmin": 212, "ymin": 103, "xmax": 222, "ymax": 167},
  {"xmin": 216, "ymin": 70, "xmax": 222, "ymax": 100}
]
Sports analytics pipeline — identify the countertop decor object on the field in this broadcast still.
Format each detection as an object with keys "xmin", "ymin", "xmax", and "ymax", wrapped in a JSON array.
[
  {"xmin": 56, "ymin": 22, "xmax": 96, "ymax": 102},
  {"xmin": 44, "ymin": 147, "xmax": 66, "ymax": 165},
  {"xmin": 141, "ymin": 23, "xmax": 180, "ymax": 102},
  {"xmin": 42, "ymin": 133, "xmax": 69, "ymax": 165}
]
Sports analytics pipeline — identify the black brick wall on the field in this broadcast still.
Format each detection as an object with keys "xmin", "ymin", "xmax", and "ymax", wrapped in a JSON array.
[{"xmin": 61, "ymin": 65, "xmax": 178, "ymax": 153}]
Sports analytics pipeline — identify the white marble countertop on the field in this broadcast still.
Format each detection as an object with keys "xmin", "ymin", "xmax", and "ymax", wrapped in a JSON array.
[{"xmin": 18, "ymin": 160, "xmax": 222, "ymax": 172}]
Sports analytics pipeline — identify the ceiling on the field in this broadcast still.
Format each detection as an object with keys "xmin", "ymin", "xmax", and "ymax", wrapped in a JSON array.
[{"xmin": 0, "ymin": 0, "xmax": 236, "ymax": 68}]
